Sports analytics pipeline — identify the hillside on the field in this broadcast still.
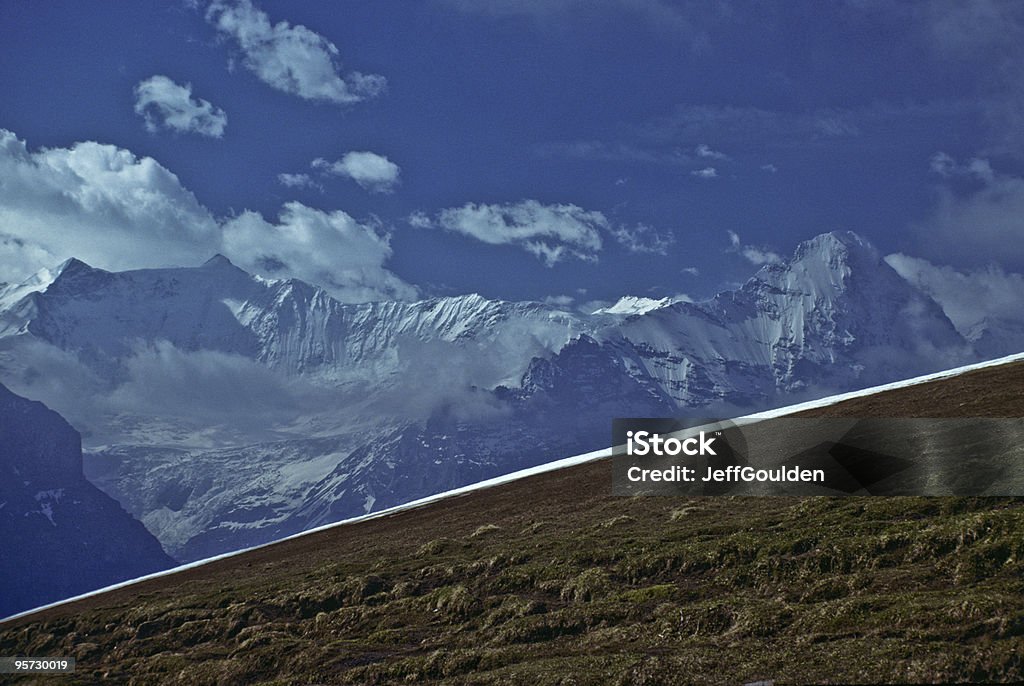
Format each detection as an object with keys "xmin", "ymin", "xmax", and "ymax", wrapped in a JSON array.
[{"xmin": 1, "ymin": 359, "xmax": 1021, "ymax": 684}]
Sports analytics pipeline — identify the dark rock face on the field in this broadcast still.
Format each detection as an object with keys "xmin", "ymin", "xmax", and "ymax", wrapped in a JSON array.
[{"xmin": 0, "ymin": 383, "xmax": 174, "ymax": 618}]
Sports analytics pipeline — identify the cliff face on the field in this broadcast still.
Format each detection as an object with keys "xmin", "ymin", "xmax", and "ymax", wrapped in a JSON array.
[{"xmin": 0, "ymin": 383, "xmax": 174, "ymax": 618}]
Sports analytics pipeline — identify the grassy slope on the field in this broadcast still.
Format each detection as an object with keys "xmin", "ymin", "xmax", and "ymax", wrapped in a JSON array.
[{"xmin": 2, "ymin": 362, "xmax": 1024, "ymax": 685}]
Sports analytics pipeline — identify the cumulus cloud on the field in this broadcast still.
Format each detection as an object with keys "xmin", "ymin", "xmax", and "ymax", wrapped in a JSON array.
[
  {"xmin": 277, "ymin": 172, "xmax": 320, "ymax": 190},
  {"xmin": 690, "ymin": 166, "xmax": 718, "ymax": 179},
  {"xmin": 312, "ymin": 151, "xmax": 400, "ymax": 193},
  {"xmin": 416, "ymin": 200, "xmax": 607, "ymax": 266},
  {"xmin": 761, "ymin": 163, "xmax": 778, "ymax": 173},
  {"xmin": 205, "ymin": 0, "xmax": 386, "ymax": 104},
  {"xmin": 0, "ymin": 128, "xmax": 220, "ymax": 280},
  {"xmin": 885, "ymin": 253, "xmax": 1024, "ymax": 341},
  {"xmin": 133, "ymin": 75, "xmax": 228, "ymax": 137},
  {"xmin": 406, "ymin": 211, "xmax": 433, "ymax": 229},
  {"xmin": 610, "ymin": 223, "xmax": 674, "ymax": 255},
  {"xmin": 222, "ymin": 202, "xmax": 417, "ymax": 302},
  {"xmin": 727, "ymin": 230, "xmax": 783, "ymax": 266},
  {"xmin": 0, "ymin": 129, "xmax": 413, "ymax": 302}
]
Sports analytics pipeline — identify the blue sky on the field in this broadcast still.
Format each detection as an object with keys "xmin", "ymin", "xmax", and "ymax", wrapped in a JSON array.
[{"xmin": 1, "ymin": 0, "xmax": 1023, "ymax": 306}]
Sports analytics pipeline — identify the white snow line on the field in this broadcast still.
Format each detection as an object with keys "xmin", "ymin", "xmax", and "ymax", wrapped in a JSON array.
[{"xmin": 4, "ymin": 350, "xmax": 1023, "ymax": 624}]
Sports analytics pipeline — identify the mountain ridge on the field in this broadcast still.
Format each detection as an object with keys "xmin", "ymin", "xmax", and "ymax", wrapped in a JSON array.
[{"xmin": 0, "ymin": 230, "xmax": 1017, "ymax": 562}]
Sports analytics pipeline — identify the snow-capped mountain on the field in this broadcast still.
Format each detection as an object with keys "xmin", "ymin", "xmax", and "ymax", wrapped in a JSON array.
[
  {"xmin": 591, "ymin": 295, "xmax": 684, "ymax": 316},
  {"xmin": 0, "ymin": 231, "xmax": 1015, "ymax": 562},
  {"xmin": 1, "ymin": 254, "xmax": 586, "ymax": 382},
  {"xmin": 0, "ymin": 382, "xmax": 173, "ymax": 617},
  {"xmin": 595, "ymin": 231, "xmax": 971, "ymax": 408}
]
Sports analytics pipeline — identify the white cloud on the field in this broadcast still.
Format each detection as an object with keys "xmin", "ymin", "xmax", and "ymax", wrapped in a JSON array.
[
  {"xmin": 542, "ymin": 294, "xmax": 575, "ymax": 308},
  {"xmin": 885, "ymin": 253, "xmax": 1024, "ymax": 340},
  {"xmin": 928, "ymin": 151, "xmax": 994, "ymax": 182},
  {"xmin": 0, "ymin": 129, "xmax": 413, "ymax": 302},
  {"xmin": 223, "ymin": 202, "xmax": 416, "ymax": 302},
  {"xmin": 312, "ymin": 151, "xmax": 400, "ymax": 193},
  {"xmin": 695, "ymin": 143, "xmax": 728, "ymax": 160},
  {"xmin": 277, "ymin": 172, "xmax": 320, "ymax": 190},
  {"xmin": 206, "ymin": 0, "xmax": 386, "ymax": 104},
  {"xmin": 761, "ymin": 163, "xmax": 778, "ymax": 173},
  {"xmin": 915, "ymin": 157, "xmax": 1024, "ymax": 266},
  {"xmin": 690, "ymin": 166, "xmax": 718, "ymax": 179},
  {"xmin": 610, "ymin": 223, "xmax": 674, "ymax": 255},
  {"xmin": 424, "ymin": 200, "xmax": 606, "ymax": 266},
  {"xmin": 0, "ymin": 128, "xmax": 220, "ymax": 279},
  {"xmin": 726, "ymin": 230, "xmax": 783, "ymax": 266},
  {"xmin": 133, "ymin": 75, "xmax": 228, "ymax": 137},
  {"xmin": 681, "ymin": 266, "xmax": 700, "ymax": 276},
  {"xmin": 407, "ymin": 211, "xmax": 433, "ymax": 229}
]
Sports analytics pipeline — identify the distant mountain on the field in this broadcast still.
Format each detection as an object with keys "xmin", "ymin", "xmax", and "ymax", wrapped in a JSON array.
[
  {"xmin": 0, "ymin": 231, "xmax": 1016, "ymax": 562},
  {"xmin": 0, "ymin": 383, "xmax": 173, "ymax": 618},
  {"xmin": 0, "ymin": 254, "xmax": 586, "ymax": 381}
]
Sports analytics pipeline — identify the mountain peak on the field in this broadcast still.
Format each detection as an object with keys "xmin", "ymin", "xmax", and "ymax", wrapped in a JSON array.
[
  {"xmin": 47, "ymin": 257, "xmax": 110, "ymax": 292},
  {"xmin": 202, "ymin": 254, "xmax": 236, "ymax": 269},
  {"xmin": 592, "ymin": 295, "xmax": 678, "ymax": 316},
  {"xmin": 53, "ymin": 257, "xmax": 95, "ymax": 277},
  {"xmin": 793, "ymin": 231, "xmax": 878, "ymax": 264}
]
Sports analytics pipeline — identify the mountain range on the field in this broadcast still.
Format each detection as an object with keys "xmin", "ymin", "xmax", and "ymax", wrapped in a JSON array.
[{"xmin": 0, "ymin": 230, "xmax": 1017, "ymax": 565}]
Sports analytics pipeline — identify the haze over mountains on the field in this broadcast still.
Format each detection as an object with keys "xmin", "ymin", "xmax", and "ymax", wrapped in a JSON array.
[{"xmin": 0, "ymin": 231, "xmax": 1020, "ymax": 564}]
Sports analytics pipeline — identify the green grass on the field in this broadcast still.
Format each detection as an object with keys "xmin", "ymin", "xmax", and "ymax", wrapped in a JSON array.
[{"xmin": 2, "ymin": 495, "xmax": 1022, "ymax": 684}]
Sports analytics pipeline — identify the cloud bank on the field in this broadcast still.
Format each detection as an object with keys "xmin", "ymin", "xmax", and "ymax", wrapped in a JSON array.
[{"xmin": 133, "ymin": 75, "xmax": 228, "ymax": 137}]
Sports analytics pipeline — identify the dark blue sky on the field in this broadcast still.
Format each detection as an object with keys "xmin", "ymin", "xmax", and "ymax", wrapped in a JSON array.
[{"xmin": 1, "ymin": 1, "xmax": 1021, "ymax": 305}]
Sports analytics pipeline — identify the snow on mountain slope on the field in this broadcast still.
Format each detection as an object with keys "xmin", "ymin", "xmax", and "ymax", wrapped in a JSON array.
[
  {"xmin": 593, "ymin": 232, "xmax": 972, "ymax": 408},
  {"xmin": 591, "ymin": 295, "xmax": 683, "ymax": 316},
  {"xmin": 0, "ymin": 230, "xmax": 1009, "ymax": 563},
  {"xmin": 2, "ymin": 255, "xmax": 587, "ymax": 381}
]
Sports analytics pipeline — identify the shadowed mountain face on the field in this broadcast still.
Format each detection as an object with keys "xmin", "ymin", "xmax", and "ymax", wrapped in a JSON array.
[
  {"xmin": 0, "ymin": 383, "xmax": 174, "ymax": 618},
  {"xmin": 0, "ymin": 231, "xmax": 1016, "ymax": 562}
]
